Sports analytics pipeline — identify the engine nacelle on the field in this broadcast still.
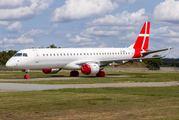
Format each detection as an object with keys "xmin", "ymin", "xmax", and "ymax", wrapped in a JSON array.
[
  {"xmin": 42, "ymin": 68, "xmax": 60, "ymax": 74},
  {"xmin": 81, "ymin": 63, "xmax": 100, "ymax": 75}
]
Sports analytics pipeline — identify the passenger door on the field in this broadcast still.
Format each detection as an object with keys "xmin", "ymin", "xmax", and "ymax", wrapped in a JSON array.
[{"xmin": 33, "ymin": 50, "xmax": 40, "ymax": 63}]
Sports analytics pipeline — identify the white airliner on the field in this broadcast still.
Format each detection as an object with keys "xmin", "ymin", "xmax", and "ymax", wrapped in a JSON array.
[{"xmin": 6, "ymin": 22, "xmax": 173, "ymax": 79}]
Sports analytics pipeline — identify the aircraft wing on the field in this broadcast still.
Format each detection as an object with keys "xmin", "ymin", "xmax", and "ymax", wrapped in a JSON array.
[
  {"xmin": 75, "ymin": 56, "xmax": 163, "ymax": 67},
  {"xmin": 76, "ymin": 47, "xmax": 173, "ymax": 66}
]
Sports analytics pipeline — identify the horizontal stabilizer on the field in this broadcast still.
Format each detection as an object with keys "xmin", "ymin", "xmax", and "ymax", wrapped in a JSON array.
[{"xmin": 141, "ymin": 47, "xmax": 174, "ymax": 55}]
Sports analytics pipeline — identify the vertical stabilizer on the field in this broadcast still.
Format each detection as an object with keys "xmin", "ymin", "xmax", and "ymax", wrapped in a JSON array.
[{"xmin": 133, "ymin": 22, "xmax": 150, "ymax": 50}]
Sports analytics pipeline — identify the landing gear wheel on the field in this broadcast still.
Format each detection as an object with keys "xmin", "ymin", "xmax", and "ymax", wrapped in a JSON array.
[
  {"xmin": 70, "ymin": 71, "xmax": 79, "ymax": 77},
  {"xmin": 24, "ymin": 75, "xmax": 29, "ymax": 79},
  {"xmin": 24, "ymin": 69, "xmax": 30, "ymax": 79},
  {"xmin": 96, "ymin": 71, "xmax": 105, "ymax": 77}
]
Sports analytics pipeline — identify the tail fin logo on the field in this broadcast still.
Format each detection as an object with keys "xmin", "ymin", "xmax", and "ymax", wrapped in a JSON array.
[{"xmin": 133, "ymin": 22, "xmax": 150, "ymax": 50}]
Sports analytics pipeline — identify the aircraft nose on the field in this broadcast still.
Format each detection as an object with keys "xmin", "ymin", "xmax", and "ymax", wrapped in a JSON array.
[{"xmin": 6, "ymin": 59, "xmax": 17, "ymax": 68}]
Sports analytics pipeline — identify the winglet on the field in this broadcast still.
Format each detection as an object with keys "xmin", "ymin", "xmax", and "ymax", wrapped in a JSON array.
[{"xmin": 161, "ymin": 47, "xmax": 174, "ymax": 58}]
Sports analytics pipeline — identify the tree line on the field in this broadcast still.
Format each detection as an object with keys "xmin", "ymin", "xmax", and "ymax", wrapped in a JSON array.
[{"xmin": 0, "ymin": 50, "xmax": 17, "ymax": 65}]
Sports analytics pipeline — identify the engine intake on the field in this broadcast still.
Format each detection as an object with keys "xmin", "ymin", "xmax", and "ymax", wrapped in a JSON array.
[
  {"xmin": 81, "ymin": 63, "xmax": 100, "ymax": 75},
  {"xmin": 42, "ymin": 68, "xmax": 60, "ymax": 74}
]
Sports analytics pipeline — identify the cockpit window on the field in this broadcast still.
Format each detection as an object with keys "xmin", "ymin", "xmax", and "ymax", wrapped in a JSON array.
[
  {"xmin": 23, "ymin": 53, "xmax": 28, "ymax": 57},
  {"xmin": 14, "ymin": 53, "xmax": 22, "ymax": 57},
  {"xmin": 14, "ymin": 53, "xmax": 28, "ymax": 57}
]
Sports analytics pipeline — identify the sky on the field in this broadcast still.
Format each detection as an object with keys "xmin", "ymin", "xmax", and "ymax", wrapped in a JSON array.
[{"xmin": 0, "ymin": 0, "xmax": 179, "ymax": 58}]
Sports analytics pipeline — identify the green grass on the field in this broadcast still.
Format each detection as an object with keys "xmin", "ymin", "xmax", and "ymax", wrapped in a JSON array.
[
  {"xmin": 0, "ymin": 86, "xmax": 179, "ymax": 119},
  {"xmin": 0, "ymin": 71, "xmax": 179, "ymax": 84},
  {"xmin": 0, "ymin": 71, "xmax": 70, "ymax": 79},
  {"xmin": 0, "ymin": 71, "xmax": 179, "ymax": 119}
]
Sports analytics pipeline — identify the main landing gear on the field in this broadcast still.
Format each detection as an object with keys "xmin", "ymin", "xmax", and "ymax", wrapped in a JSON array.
[
  {"xmin": 70, "ymin": 70, "xmax": 79, "ymax": 77},
  {"xmin": 96, "ymin": 71, "xmax": 105, "ymax": 77},
  {"xmin": 24, "ymin": 69, "xmax": 30, "ymax": 79},
  {"xmin": 70, "ymin": 70, "xmax": 105, "ymax": 77}
]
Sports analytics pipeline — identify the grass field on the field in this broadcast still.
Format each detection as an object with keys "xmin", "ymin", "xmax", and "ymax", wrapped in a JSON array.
[
  {"xmin": 0, "ymin": 87, "xmax": 179, "ymax": 119},
  {"xmin": 0, "ymin": 71, "xmax": 179, "ymax": 119},
  {"xmin": 0, "ymin": 71, "xmax": 179, "ymax": 84}
]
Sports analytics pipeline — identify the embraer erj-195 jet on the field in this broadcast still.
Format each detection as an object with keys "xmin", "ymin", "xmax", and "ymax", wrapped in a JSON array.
[{"xmin": 6, "ymin": 22, "xmax": 173, "ymax": 79}]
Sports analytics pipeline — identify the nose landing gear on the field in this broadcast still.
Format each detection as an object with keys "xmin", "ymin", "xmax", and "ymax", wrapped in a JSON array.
[{"xmin": 24, "ymin": 69, "xmax": 30, "ymax": 79}]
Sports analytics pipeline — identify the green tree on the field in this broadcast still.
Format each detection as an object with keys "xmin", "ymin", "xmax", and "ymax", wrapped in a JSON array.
[
  {"xmin": 0, "ymin": 50, "xmax": 17, "ymax": 65},
  {"xmin": 47, "ymin": 44, "xmax": 57, "ymax": 48},
  {"xmin": 171, "ymin": 62, "xmax": 179, "ymax": 67},
  {"xmin": 143, "ymin": 55, "xmax": 163, "ymax": 70}
]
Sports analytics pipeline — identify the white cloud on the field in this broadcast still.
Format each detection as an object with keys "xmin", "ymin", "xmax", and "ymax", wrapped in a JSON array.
[
  {"xmin": 65, "ymin": 33, "xmax": 71, "ymax": 38},
  {"xmin": 85, "ymin": 27, "xmax": 119, "ymax": 36},
  {"xmin": 0, "ymin": 36, "xmax": 34, "ymax": 45},
  {"xmin": 119, "ymin": 32, "xmax": 137, "ymax": 40},
  {"xmin": 79, "ymin": 42, "xmax": 96, "ymax": 46},
  {"xmin": 0, "ymin": 0, "xmax": 26, "ymax": 8},
  {"xmin": 25, "ymin": 29, "xmax": 44, "ymax": 36},
  {"xmin": 6, "ymin": 21, "xmax": 22, "ymax": 32},
  {"xmin": 112, "ymin": 0, "xmax": 135, "ymax": 4},
  {"xmin": 50, "ymin": 0, "xmax": 119, "ymax": 22},
  {"xmin": 0, "ymin": 44, "xmax": 14, "ymax": 48},
  {"xmin": 0, "ymin": 40, "xmax": 3, "ymax": 44},
  {"xmin": 150, "ymin": 26, "xmax": 179, "ymax": 44},
  {"xmin": 25, "ymin": 24, "xmax": 58, "ymax": 37},
  {"xmin": 128, "ymin": 0, "xmax": 136, "ymax": 3},
  {"xmin": 69, "ymin": 35, "xmax": 93, "ymax": 43},
  {"xmin": 86, "ymin": 8, "xmax": 148, "ymax": 26},
  {"xmin": 2, "ymin": 35, "xmax": 34, "ymax": 44},
  {"xmin": 98, "ymin": 42, "xmax": 108, "ymax": 48},
  {"xmin": 0, "ymin": 21, "xmax": 9, "ymax": 26},
  {"xmin": 151, "ymin": 27, "xmax": 179, "ymax": 38},
  {"xmin": 154, "ymin": 0, "xmax": 179, "ymax": 23},
  {"xmin": 0, "ymin": 0, "xmax": 53, "ymax": 20},
  {"xmin": 110, "ymin": 26, "xmax": 136, "ymax": 31},
  {"xmin": 167, "ymin": 38, "xmax": 179, "ymax": 43}
]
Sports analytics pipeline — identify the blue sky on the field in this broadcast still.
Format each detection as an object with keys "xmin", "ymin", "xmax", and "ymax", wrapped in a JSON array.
[{"xmin": 0, "ymin": 0, "xmax": 178, "ymax": 58}]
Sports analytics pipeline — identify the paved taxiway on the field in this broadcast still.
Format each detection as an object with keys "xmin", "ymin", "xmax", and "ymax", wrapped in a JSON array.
[
  {"xmin": 0, "ymin": 81, "xmax": 179, "ymax": 92},
  {"xmin": 0, "ymin": 75, "xmax": 131, "ymax": 81},
  {"xmin": 0, "ymin": 76, "xmax": 179, "ymax": 92}
]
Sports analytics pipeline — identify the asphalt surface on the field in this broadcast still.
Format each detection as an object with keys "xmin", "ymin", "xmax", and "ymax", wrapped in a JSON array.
[
  {"xmin": 0, "ymin": 81, "xmax": 179, "ymax": 92},
  {"xmin": 0, "ymin": 75, "xmax": 179, "ymax": 92},
  {"xmin": 0, "ymin": 75, "xmax": 132, "ymax": 81}
]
